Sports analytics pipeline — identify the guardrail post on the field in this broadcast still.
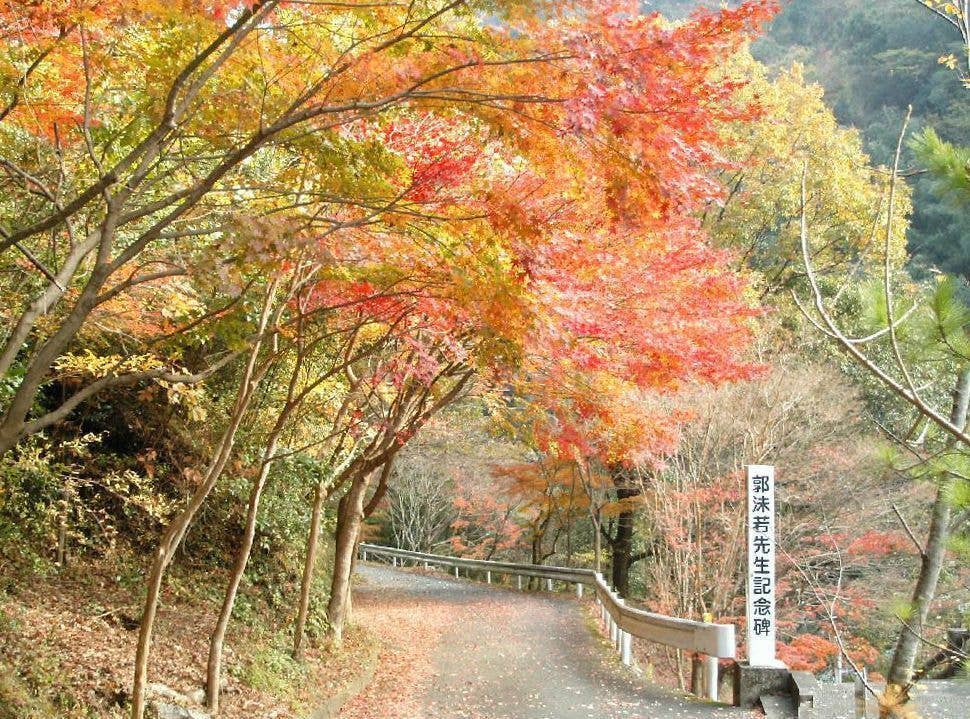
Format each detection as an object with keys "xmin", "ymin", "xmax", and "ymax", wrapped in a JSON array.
[
  {"xmin": 575, "ymin": 583, "xmax": 583, "ymax": 599},
  {"xmin": 423, "ymin": 561, "xmax": 429, "ymax": 569},
  {"xmin": 614, "ymin": 597, "xmax": 624, "ymax": 651},
  {"xmin": 486, "ymin": 570, "xmax": 492, "ymax": 584},
  {"xmin": 454, "ymin": 566, "xmax": 459, "ymax": 578},
  {"xmin": 621, "ymin": 631, "xmax": 632, "ymax": 666},
  {"xmin": 546, "ymin": 578, "xmax": 553, "ymax": 592},
  {"xmin": 704, "ymin": 655, "xmax": 718, "ymax": 701},
  {"xmin": 362, "ymin": 550, "xmax": 368, "ymax": 562},
  {"xmin": 517, "ymin": 575, "xmax": 522, "ymax": 590},
  {"xmin": 392, "ymin": 556, "xmax": 397, "ymax": 567}
]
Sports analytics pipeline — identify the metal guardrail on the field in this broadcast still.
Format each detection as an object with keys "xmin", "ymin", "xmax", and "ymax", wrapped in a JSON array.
[{"xmin": 358, "ymin": 543, "xmax": 733, "ymax": 701}]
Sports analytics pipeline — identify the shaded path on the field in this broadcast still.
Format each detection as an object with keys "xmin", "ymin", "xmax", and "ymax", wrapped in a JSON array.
[{"xmin": 347, "ymin": 563, "xmax": 752, "ymax": 719}]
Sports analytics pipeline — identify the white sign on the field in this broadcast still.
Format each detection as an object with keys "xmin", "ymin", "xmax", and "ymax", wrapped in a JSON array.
[{"xmin": 746, "ymin": 464, "xmax": 782, "ymax": 667}]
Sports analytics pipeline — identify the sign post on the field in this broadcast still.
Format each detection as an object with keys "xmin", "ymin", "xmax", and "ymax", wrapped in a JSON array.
[{"xmin": 745, "ymin": 464, "xmax": 782, "ymax": 667}]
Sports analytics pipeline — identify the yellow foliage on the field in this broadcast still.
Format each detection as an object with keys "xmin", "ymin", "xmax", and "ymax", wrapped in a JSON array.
[
  {"xmin": 709, "ymin": 51, "xmax": 912, "ymax": 293},
  {"xmin": 54, "ymin": 351, "xmax": 208, "ymax": 421},
  {"xmin": 54, "ymin": 351, "xmax": 167, "ymax": 379},
  {"xmin": 878, "ymin": 684, "xmax": 924, "ymax": 719}
]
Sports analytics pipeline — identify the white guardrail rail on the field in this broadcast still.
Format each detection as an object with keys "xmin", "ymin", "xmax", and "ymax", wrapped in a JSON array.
[{"xmin": 358, "ymin": 543, "xmax": 733, "ymax": 702}]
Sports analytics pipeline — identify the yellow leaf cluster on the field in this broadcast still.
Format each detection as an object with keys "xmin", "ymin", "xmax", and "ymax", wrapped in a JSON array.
[{"xmin": 709, "ymin": 51, "xmax": 911, "ymax": 292}]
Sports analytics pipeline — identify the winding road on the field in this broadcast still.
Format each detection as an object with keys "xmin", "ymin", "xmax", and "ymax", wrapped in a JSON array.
[{"xmin": 344, "ymin": 563, "xmax": 753, "ymax": 719}]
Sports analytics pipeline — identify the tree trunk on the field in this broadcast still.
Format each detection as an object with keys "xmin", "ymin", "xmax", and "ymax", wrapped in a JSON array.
[
  {"xmin": 0, "ymin": 261, "xmax": 113, "ymax": 456},
  {"xmin": 610, "ymin": 483, "xmax": 638, "ymax": 596},
  {"xmin": 611, "ymin": 504, "xmax": 635, "ymax": 596},
  {"xmin": 531, "ymin": 514, "xmax": 550, "ymax": 566},
  {"xmin": 207, "ymin": 321, "xmax": 308, "ymax": 711},
  {"xmin": 293, "ymin": 474, "xmax": 328, "ymax": 661},
  {"xmin": 346, "ymin": 536, "xmax": 359, "ymax": 624},
  {"xmin": 326, "ymin": 472, "xmax": 370, "ymax": 644},
  {"xmin": 885, "ymin": 366, "xmax": 970, "ymax": 697},
  {"xmin": 593, "ymin": 509, "xmax": 602, "ymax": 573},
  {"xmin": 205, "ymin": 436, "xmax": 279, "ymax": 713},
  {"xmin": 0, "ymin": 231, "xmax": 101, "ymax": 382},
  {"xmin": 56, "ymin": 487, "xmax": 70, "ymax": 567},
  {"xmin": 130, "ymin": 281, "xmax": 277, "ymax": 719},
  {"xmin": 131, "ymin": 425, "xmax": 245, "ymax": 719}
]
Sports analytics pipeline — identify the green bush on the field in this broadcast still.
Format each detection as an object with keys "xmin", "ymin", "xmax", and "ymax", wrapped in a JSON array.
[{"xmin": 231, "ymin": 634, "xmax": 307, "ymax": 697}]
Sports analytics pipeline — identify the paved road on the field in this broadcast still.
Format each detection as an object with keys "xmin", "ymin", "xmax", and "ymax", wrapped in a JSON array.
[
  {"xmin": 350, "ymin": 564, "xmax": 752, "ymax": 719},
  {"xmin": 814, "ymin": 680, "xmax": 969, "ymax": 719}
]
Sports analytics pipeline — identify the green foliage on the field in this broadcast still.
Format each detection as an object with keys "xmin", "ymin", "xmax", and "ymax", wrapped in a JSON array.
[
  {"xmin": 926, "ymin": 276, "xmax": 970, "ymax": 358},
  {"xmin": 708, "ymin": 54, "xmax": 911, "ymax": 296},
  {"xmin": 910, "ymin": 127, "xmax": 970, "ymax": 205},
  {"xmin": 238, "ymin": 454, "xmax": 335, "ymax": 613},
  {"xmin": 0, "ymin": 432, "xmax": 174, "ymax": 571},
  {"xmin": 949, "ymin": 532, "xmax": 970, "ymax": 564},
  {"xmin": 230, "ymin": 634, "xmax": 307, "ymax": 698}
]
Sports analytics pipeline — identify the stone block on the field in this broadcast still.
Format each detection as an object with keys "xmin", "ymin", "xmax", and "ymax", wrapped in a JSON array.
[
  {"xmin": 150, "ymin": 702, "xmax": 210, "ymax": 719},
  {"xmin": 733, "ymin": 661, "xmax": 792, "ymax": 709},
  {"xmin": 790, "ymin": 670, "xmax": 818, "ymax": 718}
]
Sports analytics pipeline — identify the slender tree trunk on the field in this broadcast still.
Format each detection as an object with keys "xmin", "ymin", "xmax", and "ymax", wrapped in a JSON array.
[
  {"xmin": 130, "ymin": 281, "xmax": 277, "ymax": 719},
  {"xmin": 56, "ymin": 487, "xmax": 70, "ymax": 567},
  {"xmin": 293, "ymin": 473, "xmax": 329, "ymax": 661},
  {"xmin": 346, "ymin": 537, "xmax": 359, "ymax": 624},
  {"xmin": 0, "ymin": 231, "xmax": 101, "ymax": 382},
  {"xmin": 131, "ymin": 422, "xmax": 248, "ymax": 719},
  {"xmin": 885, "ymin": 366, "xmax": 970, "ymax": 698},
  {"xmin": 566, "ymin": 484, "xmax": 574, "ymax": 566},
  {"xmin": 326, "ymin": 472, "xmax": 370, "ymax": 644},
  {"xmin": 205, "ymin": 436, "xmax": 279, "ymax": 713},
  {"xmin": 207, "ymin": 313, "xmax": 310, "ymax": 711},
  {"xmin": 345, "ymin": 450, "xmax": 399, "ymax": 629}
]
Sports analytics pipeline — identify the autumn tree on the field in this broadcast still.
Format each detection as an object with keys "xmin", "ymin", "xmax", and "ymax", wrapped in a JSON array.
[
  {"xmin": 638, "ymin": 355, "xmax": 889, "ymax": 679},
  {"xmin": 204, "ymin": 265, "xmax": 425, "ymax": 711},
  {"xmin": 385, "ymin": 464, "xmax": 457, "ymax": 553},
  {"xmin": 493, "ymin": 458, "xmax": 586, "ymax": 567},
  {"xmin": 704, "ymin": 52, "xmax": 910, "ymax": 297},
  {"xmin": 382, "ymin": 409, "xmax": 522, "ymax": 553},
  {"xmin": 0, "ymin": 3, "xmax": 786, "ymax": 717},
  {"xmin": 0, "ymin": 0, "xmax": 562, "ymax": 457}
]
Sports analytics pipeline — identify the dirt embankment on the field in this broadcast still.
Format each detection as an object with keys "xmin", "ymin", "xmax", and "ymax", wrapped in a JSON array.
[{"xmin": 0, "ymin": 559, "xmax": 377, "ymax": 719}]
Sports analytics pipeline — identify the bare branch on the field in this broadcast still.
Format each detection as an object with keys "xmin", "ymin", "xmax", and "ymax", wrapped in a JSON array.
[{"xmin": 892, "ymin": 504, "xmax": 926, "ymax": 557}]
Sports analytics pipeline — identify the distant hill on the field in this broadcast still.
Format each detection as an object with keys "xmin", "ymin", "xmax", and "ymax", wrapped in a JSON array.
[{"xmin": 651, "ymin": 0, "xmax": 970, "ymax": 279}]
